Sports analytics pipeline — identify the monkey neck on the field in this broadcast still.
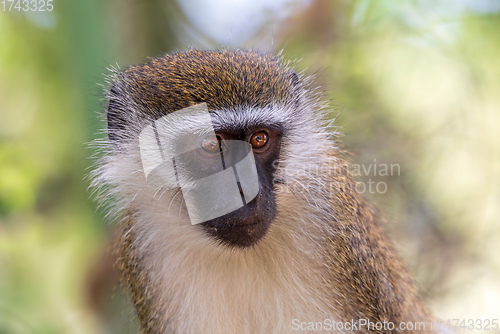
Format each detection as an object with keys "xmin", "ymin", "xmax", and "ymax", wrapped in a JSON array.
[
  {"xmin": 120, "ymin": 210, "xmax": 334, "ymax": 333},
  {"xmin": 119, "ymin": 161, "xmax": 432, "ymax": 333}
]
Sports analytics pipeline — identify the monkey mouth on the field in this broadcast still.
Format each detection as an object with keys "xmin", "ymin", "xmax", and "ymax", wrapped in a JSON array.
[
  {"xmin": 202, "ymin": 219, "xmax": 271, "ymax": 248},
  {"xmin": 200, "ymin": 196, "xmax": 276, "ymax": 248}
]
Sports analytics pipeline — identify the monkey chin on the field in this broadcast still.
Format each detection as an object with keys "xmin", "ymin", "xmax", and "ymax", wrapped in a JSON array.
[{"xmin": 200, "ymin": 195, "xmax": 277, "ymax": 248}]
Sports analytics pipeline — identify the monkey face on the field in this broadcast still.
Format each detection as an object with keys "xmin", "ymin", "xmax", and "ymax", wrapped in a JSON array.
[
  {"xmin": 100, "ymin": 50, "xmax": 331, "ymax": 251},
  {"xmin": 199, "ymin": 125, "xmax": 283, "ymax": 248},
  {"xmin": 138, "ymin": 103, "xmax": 283, "ymax": 248}
]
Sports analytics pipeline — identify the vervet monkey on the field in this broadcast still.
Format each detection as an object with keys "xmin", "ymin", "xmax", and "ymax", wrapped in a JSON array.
[{"xmin": 92, "ymin": 49, "xmax": 447, "ymax": 333}]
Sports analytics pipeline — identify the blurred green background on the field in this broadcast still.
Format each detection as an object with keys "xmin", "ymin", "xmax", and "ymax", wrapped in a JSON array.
[{"xmin": 1, "ymin": 0, "xmax": 499, "ymax": 332}]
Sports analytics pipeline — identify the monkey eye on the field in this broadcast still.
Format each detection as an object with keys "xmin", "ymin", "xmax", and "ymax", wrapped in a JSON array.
[
  {"xmin": 250, "ymin": 131, "xmax": 269, "ymax": 149},
  {"xmin": 201, "ymin": 135, "xmax": 222, "ymax": 153}
]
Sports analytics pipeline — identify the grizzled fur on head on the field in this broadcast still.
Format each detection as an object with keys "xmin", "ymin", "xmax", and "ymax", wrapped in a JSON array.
[{"xmin": 107, "ymin": 49, "xmax": 300, "ymax": 142}]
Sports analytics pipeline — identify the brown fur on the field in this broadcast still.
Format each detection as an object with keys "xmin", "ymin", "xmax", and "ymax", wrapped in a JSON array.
[
  {"xmin": 122, "ymin": 49, "xmax": 297, "ymax": 113},
  {"xmin": 324, "ymin": 163, "xmax": 430, "ymax": 323}
]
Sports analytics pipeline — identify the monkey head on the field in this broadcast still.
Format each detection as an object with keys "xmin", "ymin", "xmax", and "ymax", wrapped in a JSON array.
[{"xmin": 95, "ymin": 49, "xmax": 334, "ymax": 250}]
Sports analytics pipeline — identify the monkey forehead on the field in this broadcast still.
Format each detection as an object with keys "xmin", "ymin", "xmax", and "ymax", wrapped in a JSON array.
[
  {"xmin": 120, "ymin": 49, "xmax": 299, "ymax": 114},
  {"xmin": 209, "ymin": 105, "xmax": 296, "ymax": 133}
]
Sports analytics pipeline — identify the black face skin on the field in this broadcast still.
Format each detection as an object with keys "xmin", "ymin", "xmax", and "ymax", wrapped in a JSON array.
[{"xmin": 200, "ymin": 126, "xmax": 282, "ymax": 248}]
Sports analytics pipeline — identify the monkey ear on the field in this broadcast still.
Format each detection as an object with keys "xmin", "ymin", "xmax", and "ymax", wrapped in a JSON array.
[
  {"xmin": 289, "ymin": 71, "xmax": 300, "ymax": 88},
  {"xmin": 287, "ymin": 71, "xmax": 302, "ymax": 108},
  {"xmin": 107, "ymin": 83, "xmax": 129, "ymax": 143}
]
